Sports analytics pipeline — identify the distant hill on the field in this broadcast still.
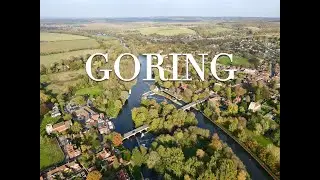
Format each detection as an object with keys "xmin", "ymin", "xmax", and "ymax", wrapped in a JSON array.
[{"xmin": 40, "ymin": 16, "xmax": 280, "ymax": 24}]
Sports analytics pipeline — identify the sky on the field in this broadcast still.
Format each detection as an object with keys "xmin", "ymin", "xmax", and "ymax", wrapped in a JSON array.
[{"xmin": 40, "ymin": 0, "xmax": 280, "ymax": 18}]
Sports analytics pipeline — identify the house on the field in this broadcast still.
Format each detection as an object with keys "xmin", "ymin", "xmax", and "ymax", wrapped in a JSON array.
[
  {"xmin": 248, "ymin": 102, "xmax": 261, "ymax": 112},
  {"xmin": 73, "ymin": 106, "xmax": 99, "ymax": 124},
  {"xmin": 107, "ymin": 121, "xmax": 114, "ymax": 130},
  {"xmin": 98, "ymin": 122, "xmax": 110, "ymax": 134},
  {"xmin": 65, "ymin": 103, "xmax": 79, "ymax": 113},
  {"xmin": 233, "ymin": 96, "xmax": 241, "ymax": 104},
  {"xmin": 243, "ymin": 69, "xmax": 256, "ymax": 75},
  {"xmin": 51, "ymin": 105, "xmax": 61, "ymax": 118},
  {"xmin": 46, "ymin": 120, "xmax": 72, "ymax": 135},
  {"xmin": 46, "ymin": 161, "xmax": 83, "ymax": 180},
  {"xmin": 65, "ymin": 144, "xmax": 81, "ymax": 159},
  {"xmin": 73, "ymin": 108, "xmax": 89, "ymax": 122},
  {"xmin": 96, "ymin": 148, "xmax": 111, "ymax": 160}
]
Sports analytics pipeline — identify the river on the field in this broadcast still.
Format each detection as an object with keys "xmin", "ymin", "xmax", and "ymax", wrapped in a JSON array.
[{"xmin": 112, "ymin": 56, "xmax": 272, "ymax": 180}]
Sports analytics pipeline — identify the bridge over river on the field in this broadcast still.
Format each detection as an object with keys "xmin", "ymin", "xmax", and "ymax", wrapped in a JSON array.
[
  {"xmin": 179, "ymin": 97, "xmax": 209, "ymax": 110},
  {"xmin": 123, "ymin": 124, "xmax": 149, "ymax": 140}
]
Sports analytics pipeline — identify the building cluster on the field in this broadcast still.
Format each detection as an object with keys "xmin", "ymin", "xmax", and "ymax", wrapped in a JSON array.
[
  {"xmin": 65, "ymin": 104, "xmax": 115, "ymax": 135},
  {"xmin": 41, "ymin": 101, "xmax": 130, "ymax": 180},
  {"xmin": 40, "ymin": 161, "xmax": 86, "ymax": 180}
]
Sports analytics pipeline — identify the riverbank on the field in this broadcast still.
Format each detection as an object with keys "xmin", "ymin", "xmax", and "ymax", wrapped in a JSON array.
[
  {"xmin": 200, "ymin": 111, "xmax": 279, "ymax": 180},
  {"xmin": 153, "ymin": 90, "xmax": 277, "ymax": 180}
]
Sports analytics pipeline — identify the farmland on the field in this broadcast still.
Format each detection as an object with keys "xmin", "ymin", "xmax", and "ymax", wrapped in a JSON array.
[
  {"xmin": 40, "ymin": 39, "xmax": 100, "ymax": 54},
  {"xmin": 43, "ymin": 69, "xmax": 87, "ymax": 94},
  {"xmin": 40, "ymin": 32, "xmax": 89, "ymax": 41},
  {"xmin": 40, "ymin": 49, "xmax": 103, "ymax": 66},
  {"xmin": 138, "ymin": 27, "xmax": 196, "ymax": 36}
]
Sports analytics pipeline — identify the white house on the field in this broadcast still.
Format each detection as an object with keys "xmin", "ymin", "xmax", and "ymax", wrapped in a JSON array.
[{"xmin": 248, "ymin": 102, "xmax": 261, "ymax": 112}]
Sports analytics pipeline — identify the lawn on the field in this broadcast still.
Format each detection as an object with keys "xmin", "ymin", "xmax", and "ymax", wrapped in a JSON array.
[
  {"xmin": 40, "ymin": 39, "xmax": 100, "ymax": 54},
  {"xmin": 217, "ymin": 55, "xmax": 251, "ymax": 67},
  {"xmin": 40, "ymin": 32, "xmax": 89, "ymax": 41},
  {"xmin": 40, "ymin": 49, "xmax": 103, "ymax": 66},
  {"xmin": 75, "ymin": 86, "xmax": 103, "ymax": 96},
  {"xmin": 245, "ymin": 129, "xmax": 273, "ymax": 147},
  {"xmin": 40, "ymin": 136, "xmax": 65, "ymax": 170},
  {"xmin": 139, "ymin": 27, "xmax": 196, "ymax": 36}
]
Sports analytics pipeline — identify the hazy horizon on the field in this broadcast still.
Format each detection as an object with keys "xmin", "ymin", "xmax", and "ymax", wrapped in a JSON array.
[
  {"xmin": 40, "ymin": 0, "xmax": 280, "ymax": 18},
  {"xmin": 40, "ymin": 16, "xmax": 280, "ymax": 19}
]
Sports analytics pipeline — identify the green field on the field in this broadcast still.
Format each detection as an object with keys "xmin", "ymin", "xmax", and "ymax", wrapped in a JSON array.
[
  {"xmin": 44, "ymin": 70, "xmax": 87, "ymax": 94},
  {"xmin": 139, "ymin": 27, "xmax": 196, "ymax": 36},
  {"xmin": 217, "ymin": 56, "xmax": 251, "ymax": 67},
  {"xmin": 40, "ymin": 136, "xmax": 65, "ymax": 170},
  {"xmin": 75, "ymin": 86, "xmax": 103, "ymax": 96},
  {"xmin": 245, "ymin": 129, "xmax": 273, "ymax": 147},
  {"xmin": 40, "ymin": 39, "xmax": 100, "ymax": 54},
  {"xmin": 40, "ymin": 49, "xmax": 104, "ymax": 66},
  {"xmin": 40, "ymin": 32, "xmax": 89, "ymax": 41}
]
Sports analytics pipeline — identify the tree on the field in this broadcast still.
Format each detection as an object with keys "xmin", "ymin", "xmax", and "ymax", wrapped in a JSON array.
[
  {"xmin": 131, "ymin": 147, "xmax": 146, "ymax": 167},
  {"xmin": 227, "ymin": 104, "xmax": 238, "ymax": 115},
  {"xmin": 86, "ymin": 170, "xmax": 102, "ymax": 180},
  {"xmin": 245, "ymin": 95, "xmax": 251, "ymax": 103},
  {"xmin": 122, "ymin": 150, "xmax": 131, "ymax": 161},
  {"xmin": 112, "ymin": 158, "xmax": 120, "ymax": 169},
  {"xmin": 237, "ymin": 170, "xmax": 247, "ymax": 180},
  {"xmin": 149, "ymin": 109, "xmax": 159, "ymax": 119},
  {"xmin": 163, "ymin": 81, "xmax": 173, "ymax": 89},
  {"xmin": 120, "ymin": 91, "xmax": 129, "ymax": 104},
  {"xmin": 226, "ymin": 87, "xmax": 232, "ymax": 100},
  {"xmin": 210, "ymin": 133, "xmax": 222, "ymax": 151},
  {"xmin": 40, "ymin": 64, "xmax": 47, "ymax": 75},
  {"xmin": 146, "ymin": 151, "xmax": 161, "ymax": 168},
  {"xmin": 235, "ymin": 86, "xmax": 247, "ymax": 97},
  {"xmin": 254, "ymin": 123, "xmax": 263, "ymax": 135},
  {"xmin": 71, "ymin": 121, "xmax": 83, "ymax": 134},
  {"xmin": 197, "ymin": 169, "xmax": 216, "ymax": 180},
  {"xmin": 238, "ymin": 117, "xmax": 247, "ymax": 129},
  {"xmin": 213, "ymin": 84, "xmax": 221, "ymax": 92},
  {"xmin": 228, "ymin": 118, "xmax": 238, "ymax": 132},
  {"xmin": 40, "ymin": 103, "xmax": 49, "ymax": 116},
  {"xmin": 63, "ymin": 113, "xmax": 72, "ymax": 121},
  {"xmin": 255, "ymin": 88, "xmax": 261, "ymax": 102},
  {"xmin": 215, "ymin": 159, "xmax": 237, "ymax": 180},
  {"xmin": 248, "ymin": 58, "xmax": 260, "ymax": 68},
  {"xmin": 204, "ymin": 108, "xmax": 213, "ymax": 118},
  {"xmin": 184, "ymin": 89, "xmax": 193, "ymax": 101},
  {"xmin": 112, "ymin": 132, "xmax": 123, "ymax": 147},
  {"xmin": 196, "ymin": 149, "xmax": 205, "ymax": 158},
  {"xmin": 261, "ymin": 86, "xmax": 270, "ymax": 100},
  {"xmin": 235, "ymin": 129, "xmax": 247, "ymax": 142},
  {"xmin": 192, "ymin": 94, "xmax": 199, "ymax": 102},
  {"xmin": 271, "ymin": 128, "xmax": 280, "ymax": 146}
]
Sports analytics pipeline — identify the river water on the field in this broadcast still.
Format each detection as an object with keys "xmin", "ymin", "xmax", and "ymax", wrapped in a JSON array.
[{"xmin": 112, "ymin": 56, "xmax": 272, "ymax": 180}]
